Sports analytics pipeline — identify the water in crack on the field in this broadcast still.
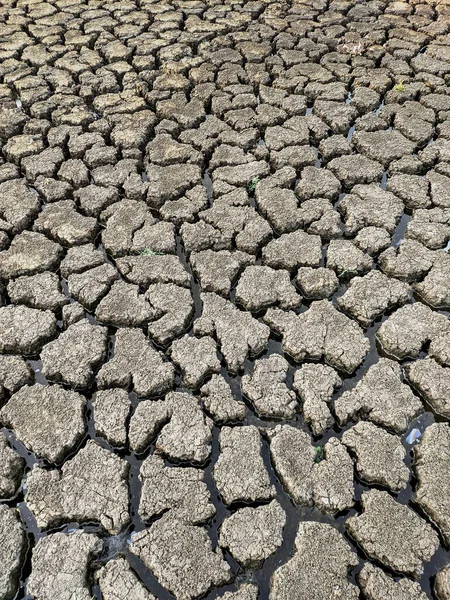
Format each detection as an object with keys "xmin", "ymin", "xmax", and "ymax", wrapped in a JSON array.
[
  {"xmin": 3, "ymin": 228, "xmax": 444, "ymax": 600},
  {"xmin": 176, "ymin": 233, "xmax": 203, "ymax": 321},
  {"xmin": 1, "ymin": 9, "xmax": 448, "ymax": 599},
  {"xmin": 391, "ymin": 213, "xmax": 413, "ymax": 248},
  {"xmin": 347, "ymin": 124, "xmax": 356, "ymax": 143},
  {"xmin": 5, "ymin": 324, "xmax": 447, "ymax": 599},
  {"xmin": 202, "ymin": 169, "xmax": 214, "ymax": 207}
]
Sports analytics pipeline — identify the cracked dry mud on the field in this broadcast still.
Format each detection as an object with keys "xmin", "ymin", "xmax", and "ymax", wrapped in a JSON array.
[{"xmin": 1, "ymin": 1, "xmax": 450, "ymax": 599}]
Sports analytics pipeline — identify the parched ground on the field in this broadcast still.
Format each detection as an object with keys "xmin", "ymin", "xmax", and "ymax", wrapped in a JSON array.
[{"xmin": 1, "ymin": 0, "xmax": 450, "ymax": 599}]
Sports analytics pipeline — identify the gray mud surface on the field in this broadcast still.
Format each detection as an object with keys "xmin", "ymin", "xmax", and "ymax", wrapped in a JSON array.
[{"xmin": 1, "ymin": 1, "xmax": 450, "ymax": 599}]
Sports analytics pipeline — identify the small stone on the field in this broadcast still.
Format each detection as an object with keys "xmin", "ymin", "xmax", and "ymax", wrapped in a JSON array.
[
  {"xmin": 0, "ymin": 432, "xmax": 24, "ymax": 499},
  {"xmin": 139, "ymin": 454, "xmax": 215, "ymax": 524},
  {"xmin": 236, "ymin": 266, "xmax": 301, "ymax": 312},
  {"xmin": 194, "ymin": 293, "xmax": 270, "ymax": 373},
  {"xmin": 265, "ymin": 301, "xmax": 369, "ymax": 374},
  {"xmin": 346, "ymin": 489, "xmax": 439, "ymax": 577},
  {"xmin": 129, "ymin": 392, "xmax": 212, "ymax": 464},
  {"xmin": 41, "ymin": 319, "xmax": 108, "ymax": 389},
  {"xmin": 200, "ymin": 374, "xmax": 246, "ymax": 423},
  {"xmin": 269, "ymin": 521, "xmax": 359, "ymax": 600},
  {"xmin": 293, "ymin": 364, "xmax": 342, "ymax": 435},
  {"xmin": 342, "ymin": 421, "xmax": 409, "ymax": 491},
  {"xmin": 214, "ymin": 426, "xmax": 275, "ymax": 505},
  {"xmin": 335, "ymin": 358, "xmax": 423, "ymax": 433},
  {"xmin": 219, "ymin": 500, "xmax": 286, "ymax": 567},
  {"xmin": 97, "ymin": 328, "xmax": 174, "ymax": 398},
  {"xmin": 8, "ymin": 272, "xmax": 68, "ymax": 311},
  {"xmin": 92, "ymin": 388, "xmax": 130, "ymax": 447},
  {"xmin": 0, "ymin": 384, "xmax": 86, "ymax": 463},
  {"xmin": 405, "ymin": 358, "xmax": 450, "ymax": 420},
  {"xmin": 295, "ymin": 267, "xmax": 339, "ymax": 299},
  {"xmin": 358, "ymin": 563, "xmax": 428, "ymax": 600},
  {"xmin": 242, "ymin": 355, "xmax": 297, "ymax": 418},
  {"xmin": 130, "ymin": 513, "xmax": 231, "ymax": 600},
  {"xmin": 27, "ymin": 530, "xmax": 102, "ymax": 600},
  {"xmin": 171, "ymin": 335, "xmax": 220, "ymax": 389},
  {"xmin": 97, "ymin": 557, "xmax": 155, "ymax": 600},
  {"xmin": 336, "ymin": 270, "xmax": 410, "ymax": 327},
  {"xmin": 0, "ymin": 231, "xmax": 63, "ymax": 279},
  {"xmin": 0, "ymin": 505, "xmax": 26, "ymax": 600},
  {"xmin": 26, "ymin": 441, "xmax": 129, "ymax": 534},
  {"xmin": 377, "ymin": 302, "xmax": 450, "ymax": 360}
]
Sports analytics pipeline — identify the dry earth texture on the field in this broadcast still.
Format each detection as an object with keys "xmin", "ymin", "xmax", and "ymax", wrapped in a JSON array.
[{"xmin": 1, "ymin": 0, "xmax": 450, "ymax": 599}]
